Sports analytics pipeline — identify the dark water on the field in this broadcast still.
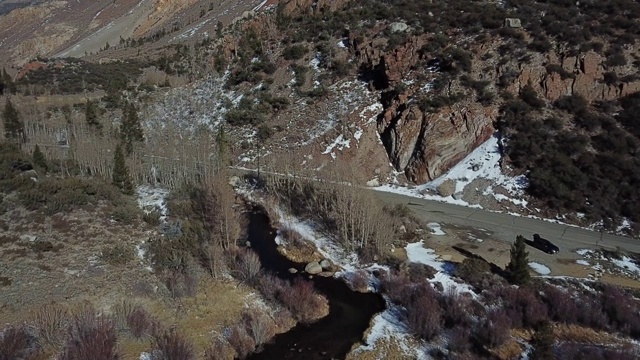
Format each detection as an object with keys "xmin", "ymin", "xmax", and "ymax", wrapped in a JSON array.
[{"xmin": 245, "ymin": 209, "xmax": 386, "ymax": 360}]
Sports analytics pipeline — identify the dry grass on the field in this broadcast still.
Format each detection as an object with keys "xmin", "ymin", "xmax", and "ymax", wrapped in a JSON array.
[
  {"xmin": 277, "ymin": 226, "xmax": 323, "ymax": 263},
  {"xmin": 346, "ymin": 336, "xmax": 418, "ymax": 360},
  {"xmin": 490, "ymin": 337, "xmax": 524, "ymax": 360},
  {"xmin": 137, "ymin": 277, "xmax": 254, "ymax": 355},
  {"xmin": 553, "ymin": 323, "xmax": 621, "ymax": 345}
]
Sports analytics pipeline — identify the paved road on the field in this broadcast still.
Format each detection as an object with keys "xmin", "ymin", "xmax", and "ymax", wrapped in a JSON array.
[
  {"xmin": 373, "ymin": 191, "xmax": 640, "ymax": 255},
  {"xmin": 233, "ymin": 167, "xmax": 639, "ymax": 254}
]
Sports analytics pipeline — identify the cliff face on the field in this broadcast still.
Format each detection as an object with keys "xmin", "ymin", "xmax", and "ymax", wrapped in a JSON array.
[
  {"xmin": 508, "ymin": 51, "xmax": 640, "ymax": 103},
  {"xmin": 353, "ymin": 29, "xmax": 640, "ymax": 183}
]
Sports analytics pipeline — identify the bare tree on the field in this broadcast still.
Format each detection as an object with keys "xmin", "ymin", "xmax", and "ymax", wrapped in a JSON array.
[{"xmin": 242, "ymin": 310, "xmax": 275, "ymax": 349}]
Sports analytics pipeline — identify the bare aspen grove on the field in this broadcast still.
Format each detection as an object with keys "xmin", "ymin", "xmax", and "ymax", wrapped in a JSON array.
[{"xmin": 262, "ymin": 155, "xmax": 399, "ymax": 258}]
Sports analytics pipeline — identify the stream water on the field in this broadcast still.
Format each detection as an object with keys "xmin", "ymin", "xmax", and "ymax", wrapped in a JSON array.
[{"xmin": 245, "ymin": 209, "xmax": 386, "ymax": 360}]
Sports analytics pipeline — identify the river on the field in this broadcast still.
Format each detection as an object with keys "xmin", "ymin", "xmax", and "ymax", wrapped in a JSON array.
[{"xmin": 245, "ymin": 209, "xmax": 386, "ymax": 360}]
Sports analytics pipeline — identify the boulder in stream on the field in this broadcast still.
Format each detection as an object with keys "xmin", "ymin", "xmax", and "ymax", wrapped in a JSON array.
[
  {"xmin": 305, "ymin": 262, "xmax": 323, "ymax": 274},
  {"xmin": 319, "ymin": 259, "xmax": 333, "ymax": 270}
]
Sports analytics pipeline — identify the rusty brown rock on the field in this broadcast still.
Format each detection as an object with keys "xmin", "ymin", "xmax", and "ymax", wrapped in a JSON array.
[{"xmin": 404, "ymin": 103, "xmax": 495, "ymax": 183}]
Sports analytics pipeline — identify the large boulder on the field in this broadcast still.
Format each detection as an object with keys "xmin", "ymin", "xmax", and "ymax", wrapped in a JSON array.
[
  {"xmin": 305, "ymin": 262, "xmax": 323, "ymax": 275},
  {"xmin": 437, "ymin": 179, "xmax": 456, "ymax": 197},
  {"xmin": 390, "ymin": 22, "xmax": 409, "ymax": 33},
  {"xmin": 319, "ymin": 259, "xmax": 333, "ymax": 270}
]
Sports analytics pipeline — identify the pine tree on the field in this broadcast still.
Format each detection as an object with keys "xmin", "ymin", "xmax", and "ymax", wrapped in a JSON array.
[
  {"xmin": 530, "ymin": 321, "xmax": 555, "ymax": 360},
  {"xmin": 1, "ymin": 69, "xmax": 16, "ymax": 94},
  {"xmin": 33, "ymin": 144, "xmax": 48, "ymax": 172},
  {"xmin": 112, "ymin": 144, "xmax": 134, "ymax": 195},
  {"xmin": 3, "ymin": 99, "xmax": 24, "ymax": 142},
  {"xmin": 85, "ymin": 100, "xmax": 101, "ymax": 129},
  {"xmin": 120, "ymin": 102, "xmax": 144, "ymax": 154},
  {"xmin": 506, "ymin": 235, "xmax": 531, "ymax": 285}
]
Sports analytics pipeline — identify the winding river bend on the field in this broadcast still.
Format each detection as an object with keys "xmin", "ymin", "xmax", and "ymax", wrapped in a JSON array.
[{"xmin": 245, "ymin": 209, "xmax": 386, "ymax": 360}]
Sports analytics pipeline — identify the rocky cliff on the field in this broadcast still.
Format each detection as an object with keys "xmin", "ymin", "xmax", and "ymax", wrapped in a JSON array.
[{"xmin": 351, "ymin": 26, "xmax": 640, "ymax": 183}]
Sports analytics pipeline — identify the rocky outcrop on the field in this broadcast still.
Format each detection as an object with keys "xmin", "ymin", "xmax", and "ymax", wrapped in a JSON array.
[
  {"xmin": 281, "ymin": 0, "xmax": 350, "ymax": 16},
  {"xmin": 507, "ymin": 50, "xmax": 640, "ymax": 103},
  {"xmin": 355, "ymin": 25, "xmax": 640, "ymax": 184},
  {"xmin": 379, "ymin": 99, "xmax": 495, "ymax": 183}
]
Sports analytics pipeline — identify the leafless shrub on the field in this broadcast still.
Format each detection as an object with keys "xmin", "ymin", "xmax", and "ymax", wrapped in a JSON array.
[
  {"xmin": 497, "ymin": 285, "xmax": 547, "ymax": 329},
  {"xmin": 0, "ymin": 324, "xmax": 41, "ymax": 360},
  {"xmin": 204, "ymin": 337, "xmax": 234, "ymax": 360},
  {"xmin": 405, "ymin": 285, "xmax": 443, "ymax": 341},
  {"xmin": 348, "ymin": 269, "xmax": 370, "ymax": 292},
  {"xmin": 256, "ymin": 274, "xmax": 284, "ymax": 303},
  {"xmin": 576, "ymin": 297, "xmax": 609, "ymax": 331},
  {"xmin": 59, "ymin": 309, "xmax": 119, "ymax": 360},
  {"xmin": 229, "ymin": 248, "xmax": 262, "ymax": 285},
  {"xmin": 403, "ymin": 262, "xmax": 438, "ymax": 282},
  {"xmin": 380, "ymin": 272, "xmax": 414, "ymax": 307},
  {"xmin": 448, "ymin": 326, "xmax": 471, "ymax": 354},
  {"xmin": 279, "ymin": 226, "xmax": 304, "ymax": 244},
  {"xmin": 280, "ymin": 277, "xmax": 327, "ymax": 324},
  {"xmin": 257, "ymin": 275, "xmax": 326, "ymax": 324},
  {"xmin": 112, "ymin": 300, "xmax": 137, "ymax": 331},
  {"xmin": 226, "ymin": 325, "xmax": 256, "ymax": 359},
  {"xmin": 150, "ymin": 330, "xmax": 194, "ymax": 360},
  {"xmin": 473, "ymin": 308, "xmax": 511, "ymax": 348},
  {"xmin": 32, "ymin": 303, "xmax": 68, "ymax": 347},
  {"xmin": 555, "ymin": 343, "xmax": 639, "ymax": 360},
  {"xmin": 126, "ymin": 307, "xmax": 153, "ymax": 339},
  {"xmin": 601, "ymin": 284, "xmax": 639, "ymax": 335},
  {"xmin": 542, "ymin": 285, "xmax": 578, "ymax": 324},
  {"xmin": 440, "ymin": 290, "xmax": 472, "ymax": 328},
  {"xmin": 202, "ymin": 241, "xmax": 227, "ymax": 279},
  {"xmin": 160, "ymin": 255, "xmax": 199, "ymax": 299},
  {"xmin": 242, "ymin": 310, "xmax": 275, "ymax": 349}
]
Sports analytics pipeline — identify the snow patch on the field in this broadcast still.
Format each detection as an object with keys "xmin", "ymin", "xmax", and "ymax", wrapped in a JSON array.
[
  {"xmin": 611, "ymin": 256, "xmax": 640, "ymax": 276},
  {"xmin": 529, "ymin": 262, "xmax": 551, "ymax": 275},
  {"xmin": 337, "ymin": 39, "xmax": 347, "ymax": 48},
  {"xmin": 359, "ymin": 103, "xmax": 383, "ymax": 124},
  {"xmin": 427, "ymin": 222, "xmax": 445, "ymax": 235},
  {"xmin": 576, "ymin": 260, "xmax": 590, "ymax": 266},
  {"xmin": 273, "ymin": 209, "xmax": 358, "ymax": 272},
  {"xmin": 576, "ymin": 249, "xmax": 594, "ymax": 257},
  {"xmin": 322, "ymin": 134, "xmax": 351, "ymax": 159},
  {"xmin": 376, "ymin": 133, "xmax": 527, "ymax": 209},
  {"xmin": 136, "ymin": 185, "xmax": 169, "ymax": 220},
  {"xmin": 426, "ymin": 134, "xmax": 528, "ymax": 198},
  {"xmin": 405, "ymin": 241, "xmax": 476, "ymax": 296},
  {"xmin": 352, "ymin": 305, "xmax": 428, "ymax": 360},
  {"xmin": 309, "ymin": 55, "xmax": 321, "ymax": 71},
  {"xmin": 354, "ymin": 127, "xmax": 364, "ymax": 141}
]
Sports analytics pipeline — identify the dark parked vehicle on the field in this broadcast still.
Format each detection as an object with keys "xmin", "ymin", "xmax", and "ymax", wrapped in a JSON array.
[{"xmin": 532, "ymin": 234, "xmax": 560, "ymax": 254}]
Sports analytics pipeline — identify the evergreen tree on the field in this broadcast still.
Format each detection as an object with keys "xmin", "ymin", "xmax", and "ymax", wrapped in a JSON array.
[
  {"xmin": 3, "ymin": 99, "xmax": 24, "ymax": 142},
  {"xmin": 530, "ymin": 321, "xmax": 555, "ymax": 360},
  {"xmin": 85, "ymin": 100, "xmax": 101, "ymax": 129},
  {"xmin": 506, "ymin": 235, "xmax": 531, "ymax": 285},
  {"xmin": 33, "ymin": 144, "xmax": 48, "ymax": 172},
  {"xmin": 120, "ymin": 102, "xmax": 144, "ymax": 154},
  {"xmin": 112, "ymin": 144, "xmax": 134, "ymax": 195},
  {"xmin": 1, "ymin": 69, "xmax": 16, "ymax": 94}
]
